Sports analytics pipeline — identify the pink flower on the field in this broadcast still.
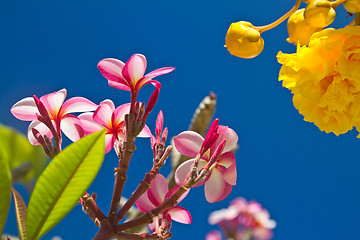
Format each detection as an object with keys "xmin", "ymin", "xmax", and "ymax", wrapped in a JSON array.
[
  {"xmin": 208, "ymin": 197, "xmax": 276, "ymax": 240},
  {"xmin": 135, "ymin": 174, "xmax": 191, "ymax": 230},
  {"xmin": 173, "ymin": 120, "xmax": 238, "ymax": 203},
  {"xmin": 78, "ymin": 99, "xmax": 151, "ymax": 153},
  {"xmin": 10, "ymin": 89, "xmax": 97, "ymax": 145},
  {"xmin": 97, "ymin": 54, "xmax": 175, "ymax": 93}
]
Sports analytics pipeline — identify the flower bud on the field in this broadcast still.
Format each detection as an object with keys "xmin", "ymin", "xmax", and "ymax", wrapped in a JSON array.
[
  {"xmin": 304, "ymin": 0, "xmax": 336, "ymax": 28},
  {"xmin": 225, "ymin": 21, "xmax": 264, "ymax": 59},
  {"xmin": 287, "ymin": 9, "xmax": 323, "ymax": 46},
  {"xmin": 343, "ymin": 0, "xmax": 360, "ymax": 13}
]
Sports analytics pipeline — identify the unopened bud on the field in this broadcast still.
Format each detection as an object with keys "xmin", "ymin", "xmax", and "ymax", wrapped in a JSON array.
[
  {"xmin": 225, "ymin": 21, "xmax": 264, "ymax": 59},
  {"xmin": 343, "ymin": 0, "xmax": 360, "ymax": 13},
  {"xmin": 304, "ymin": 0, "xmax": 336, "ymax": 28},
  {"xmin": 287, "ymin": 9, "xmax": 323, "ymax": 46}
]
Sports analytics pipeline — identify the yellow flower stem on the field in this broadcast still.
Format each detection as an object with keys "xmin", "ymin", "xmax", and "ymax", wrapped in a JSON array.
[
  {"xmin": 256, "ymin": 0, "xmax": 301, "ymax": 33},
  {"xmin": 331, "ymin": 0, "xmax": 346, "ymax": 9},
  {"xmin": 356, "ymin": 13, "xmax": 360, "ymax": 26}
]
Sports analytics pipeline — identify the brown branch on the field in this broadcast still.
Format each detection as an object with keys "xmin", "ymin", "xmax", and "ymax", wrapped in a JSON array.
[
  {"xmin": 114, "ymin": 185, "xmax": 189, "ymax": 233},
  {"xmin": 116, "ymin": 146, "xmax": 173, "ymax": 223}
]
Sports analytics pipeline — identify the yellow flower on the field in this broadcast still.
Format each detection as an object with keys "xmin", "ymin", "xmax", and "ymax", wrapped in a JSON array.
[
  {"xmin": 225, "ymin": 21, "xmax": 264, "ymax": 59},
  {"xmin": 287, "ymin": 9, "xmax": 323, "ymax": 46},
  {"xmin": 277, "ymin": 26, "xmax": 360, "ymax": 136},
  {"xmin": 303, "ymin": 0, "xmax": 336, "ymax": 28}
]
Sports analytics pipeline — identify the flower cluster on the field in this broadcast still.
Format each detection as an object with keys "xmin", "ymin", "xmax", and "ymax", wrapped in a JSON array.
[
  {"xmin": 174, "ymin": 119, "xmax": 238, "ymax": 203},
  {"xmin": 206, "ymin": 197, "xmax": 276, "ymax": 240},
  {"xmin": 278, "ymin": 26, "xmax": 360, "ymax": 136},
  {"xmin": 10, "ymin": 53, "xmax": 241, "ymax": 239},
  {"xmin": 225, "ymin": 0, "xmax": 357, "ymax": 58}
]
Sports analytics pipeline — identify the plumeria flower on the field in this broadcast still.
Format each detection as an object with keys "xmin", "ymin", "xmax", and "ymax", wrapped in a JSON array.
[
  {"xmin": 174, "ymin": 119, "xmax": 238, "ymax": 203},
  {"xmin": 135, "ymin": 174, "xmax": 191, "ymax": 232},
  {"xmin": 78, "ymin": 99, "xmax": 151, "ymax": 154},
  {"xmin": 11, "ymin": 89, "xmax": 97, "ymax": 145},
  {"xmin": 98, "ymin": 54, "xmax": 175, "ymax": 94},
  {"xmin": 208, "ymin": 197, "xmax": 276, "ymax": 240}
]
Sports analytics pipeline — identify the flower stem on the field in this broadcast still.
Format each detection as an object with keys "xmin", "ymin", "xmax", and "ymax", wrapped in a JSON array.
[
  {"xmin": 331, "ymin": 0, "xmax": 345, "ymax": 9},
  {"xmin": 114, "ymin": 185, "xmax": 189, "ymax": 233},
  {"xmin": 256, "ymin": 0, "xmax": 301, "ymax": 33},
  {"xmin": 116, "ymin": 146, "xmax": 172, "ymax": 223},
  {"xmin": 108, "ymin": 137, "xmax": 136, "ymax": 225}
]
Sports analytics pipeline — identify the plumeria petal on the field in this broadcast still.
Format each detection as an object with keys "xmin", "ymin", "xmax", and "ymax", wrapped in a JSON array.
[
  {"xmin": 138, "ymin": 125, "xmax": 152, "ymax": 137},
  {"xmin": 174, "ymin": 159, "xmax": 194, "ymax": 185},
  {"xmin": 11, "ymin": 97, "xmax": 38, "ymax": 121},
  {"xmin": 97, "ymin": 58, "xmax": 128, "ymax": 85},
  {"xmin": 217, "ymin": 152, "xmax": 236, "ymax": 168},
  {"xmin": 93, "ymin": 100, "xmax": 115, "ymax": 127},
  {"xmin": 104, "ymin": 134, "xmax": 115, "ymax": 154},
  {"xmin": 144, "ymin": 67, "xmax": 175, "ymax": 79},
  {"xmin": 204, "ymin": 168, "xmax": 227, "ymax": 203},
  {"xmin": 27, "ymin": 120, "xmax": 53, "ymax": 145},
  {"xmin": 108, "ymin": 80, "xmax": 132, "ymax": 91},
  {"xmin": 222, "ymin": 161, "xmax": 237, "ymax": 185},
  {"xmin": 147, "ymin": 174, "xmax": 169, "ymax": 207},
  {"xmin": 61, "ymin": 97, "xmax": 97, "ymax": 115},
  {"xmin": 165, "ymin": 185, "xmax": 190, "ymax": 203},
  {"xmin": 167, "ymin": 206, "xmax": 192, "ymax": 224},
  {"xmin": 61, "ymin": 114, "xmax": 84, "ymax": 142},
  {"xmin": 78, "ymin": 112, "xmax": 104, "ymax": 135},
  {"xmin": 112, "ymin": 103, "xmax": 130, "ymax": 125},
  {"xmin": 173, "ymin": 131, "xmax": 204, "ymax": 158},
  {"xmin": 136, "ymin": 191, "xmax": 156, "ymax": 213},
  {"xmin": 212, "ymin": 126, "xmax": 238, "ymax": 154},
  {"xmin": 135, "ymin": 78, "xmax": 161, "ymax": 91},
  {"xmin": 122, "ymin": 54, "xmax": 147, "ymax": 83},
  {"xmin": 40, "ymin": 89, "xmax": 67, "ymax": 118}
]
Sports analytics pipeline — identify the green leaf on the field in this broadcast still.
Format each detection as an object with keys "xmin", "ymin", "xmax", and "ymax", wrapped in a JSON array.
[
  {"xmin": 0, "ymin": 123, "xmax": 47, "ymax": 186},
  {"xmin": 11, "ymin": 188, "xmax": 27, "ymax": 240},
  {"xmin": 26, "ymin": 130, "xmax": 106, "ymax": 240},
  {"xmin": 0, "ymin": 150, "xmax": 12, "ymax": 235}
]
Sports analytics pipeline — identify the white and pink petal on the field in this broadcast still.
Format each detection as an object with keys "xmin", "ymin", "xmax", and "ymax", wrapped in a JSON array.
[
  {"xmin": 40, "ymin": 89, "xmax": 67, "ymax": 118},
  {"xmin": 27, "ymin": 120, "xmax": 53, "ymax": 145},
  {"xmin": 97, "ymin": 58, "xmax": 128, "ymax": 84},
  {"xmin": 147, "ymin": 174, "xmax": 169, "ymax": 207},
  {"xmin": 61, "ymin": 114, "xmax": 84, "ymax": 142},
  {"xmin": 61, "ymin": 97, "xmax": 97, "ymax": 115},
  {"xmin": 78, "ymin": 112, "xmax": 104, "ymax": 135},
  {"xmin": 135, "ymin": 191, "xmax": 156, "ymax": 213},
  {"xmin": 167, "ymin": 206, "xmax": 191, "ymax": 224},
  {"xmin": 173, "ymin": 131, "xmax": 204, "ymax": 158},
  {"xmin": 11, "ymin": 97, "xmax": 38, "ymax": 121},
  {"xmin": 93, "ymin": 100, "xmax": 115, "ymax": 127},
  {"xmin": 204, "ymin": 168, "xmax": 228, "ymax": 203},
  {"xmin": 122, "ymin": 54, "xmax": 147, "ymax": 83}
]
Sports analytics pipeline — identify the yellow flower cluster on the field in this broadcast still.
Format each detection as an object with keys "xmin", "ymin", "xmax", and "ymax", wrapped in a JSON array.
[{"xmin": 277, "ymin": 26, "xmax": 360, "ymax": 136}]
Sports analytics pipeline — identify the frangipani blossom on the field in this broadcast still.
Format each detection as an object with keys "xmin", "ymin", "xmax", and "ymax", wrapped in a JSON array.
[
  {"xmin": 79, "ymin": 99, "xmax": 151, "ymax": 153},
  {"xmin": 208, "ymin": 197, "xmax": 276, "ymax": 240},
  {"xmin": 98, "ymin": 54, "xmax": 175, "ymax": 94},
  {"xmin": 11, "ymin": 89, "xmax": 97, "ymax": 145},
  {"xmin": 135, "ymin": 174, "xmax": 191, "ymax": 230},
  {"xmin": 174, "ymin": 122, "xmax": 238, "ymax": 203}
]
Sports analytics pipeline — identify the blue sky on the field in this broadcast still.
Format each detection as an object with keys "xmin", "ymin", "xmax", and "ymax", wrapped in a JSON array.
[{"xmin": 1, "ymin": 1, "xmax": 360, "ymax": 239}]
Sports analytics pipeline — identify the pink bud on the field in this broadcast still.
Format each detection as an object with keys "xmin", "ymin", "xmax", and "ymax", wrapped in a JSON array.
[
  {"xmin": 143, "ymin": 88, "xmax": 160, "ymax": 121},
  {"xmin": 161, "ymin": 127, "xmax": 168, "ymax": 144}
]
